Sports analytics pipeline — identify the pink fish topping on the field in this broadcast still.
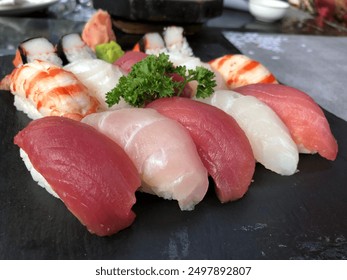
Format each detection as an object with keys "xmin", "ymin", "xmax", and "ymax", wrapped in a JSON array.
[
  {"xmin": 14, "ymin": 116, "xmax": 141, "ymax": 236},
  {"xmin": 147, "ymin": 97, "xmax": 255, "ymax": 203}
]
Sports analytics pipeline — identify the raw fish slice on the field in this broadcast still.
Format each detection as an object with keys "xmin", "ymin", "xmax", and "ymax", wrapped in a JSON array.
[
  {"xmin": 82, "ymin": 108, "xmax": 209, "ymax": 211},
  {"xmin": 64, "ymin": 58, "xmax": 129, "ymax": 110},
  {"xmin": 82, "ymin": 9, "xmax": 116, "ymax": 50},
  {"xmin": 147, "ymin": 97, "xmax": 255, "ymax": 203},
  {"xmin": 235, "ymin": 84, "xmax": 338, "ymax": 160},
  {"xmin": 14, "ymin": 116, "xmax": 141, "ymax": 236},
  {"xmin": 114, "ymin": 51, "xmax": 148, "ymax": 74},
  {"xmin": 199, "ymin": 90, "xmax": 299, "ymax": 175},
  {"xmin": 209, "ymin": 54, "xmax": 277, "ymax": 89}
]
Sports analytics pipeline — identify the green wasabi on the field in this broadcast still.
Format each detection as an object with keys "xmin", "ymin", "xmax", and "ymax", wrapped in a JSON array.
[{"xmin": 95, "ymin": 41, "xmax": 124, "ymax": 63}]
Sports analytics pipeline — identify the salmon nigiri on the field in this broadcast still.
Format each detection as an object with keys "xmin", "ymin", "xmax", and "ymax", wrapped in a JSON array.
[
  {"xmin": 14, "ymin": 116, "xmax": 141, "ymax": 236},
  {"xmin": 9, "ymin": 60, "xmax": 99, "ymax": 121},
  {"xmin": 235, "ymin": 83, "xmax": 338, "ymax": 161},
  {"xmin": 147, "ymin": 97, "xmax": 255, "ymax": 203}
]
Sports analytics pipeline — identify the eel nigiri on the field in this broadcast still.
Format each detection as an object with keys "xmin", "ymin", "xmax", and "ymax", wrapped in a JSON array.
[
  {"xmin": 9, "ymin": 60, "xmax": 99, "ymax": 121},
  {"xmin": 147, "ymin": 97, "xmax": 255, "ymax": 203},
  {"xmin": 14, "ymin": 116, "xmax": 141, "ymax": 236},
  {"xmin": 198, "ymin": 90, "xmax": 299, "ymax": 175},
  {"xmin": 82, "ymin": 108, "xmax": 209, "ymax": 211},
  {"xmin": 209, "ymin": 54, "xmax": 277, "ymax": 89},
  {"xmin": 234, "ymin": 83, "xmax": 338, "ymax": 160}
]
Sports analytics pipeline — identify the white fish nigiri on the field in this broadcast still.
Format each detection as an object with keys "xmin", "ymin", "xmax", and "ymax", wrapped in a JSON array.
[
  {"xmin": 198, "ymin": 90, "xmax": 299, "ymax": 175},
  {"xmin": 82, "ymin": 108, "xmax": 209, "ymax": 210},
  {"xmin": 64, "ymin": 58, "xmax": 129, "ymax": 110}
]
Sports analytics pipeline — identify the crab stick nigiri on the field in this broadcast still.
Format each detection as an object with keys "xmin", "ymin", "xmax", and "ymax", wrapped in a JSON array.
[
  {"xmin": 9, "ymin": 60, "xmax": 99, "ymax": 121},
  {"xmin": 234, "ymin": 83, "xmax": 338, "ymax": 161},
  {"xmin": 14, "ymin": 116, "xmax": 141, "ymax": 236},
  {"xmin": 198, "ymin": 90, "xmax": 299, "ymax": 175},
  {"xmin": 147, "ymin": 97, "xmax": 255, "ymax": 203},
  {"xmin": 82, "ymin": 108, "xmax": 209, "ymax": 211}
]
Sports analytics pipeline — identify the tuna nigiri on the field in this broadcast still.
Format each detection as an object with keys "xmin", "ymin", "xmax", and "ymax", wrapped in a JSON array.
[
  {"xmin": 198, "ymin": 90, "xmax": 299, "ymax": 175},
  {"xmin": 234, "ymin": 83, "xmax": 338, "ymax": 160},
  {"xmin": 82, "ymin": 108, "xmax": 209, "ymax": 211},
  {"xmin": 209, "ymin": 54, "xmax": 277, "ymax": 89},
  {"xmin": 8, "ymin": 60, "xmax": 99, "ymax": 121},
  {"xmin": 114, "ymin": 51, "xmax": 148, "ymax": 74},
  {"xmin": 147, "ymin": 97, "xmax": 255, "ymax": 203},
  {"xmin": 14, "ymin": 116, "xmax": 141, "ymax": 236}
]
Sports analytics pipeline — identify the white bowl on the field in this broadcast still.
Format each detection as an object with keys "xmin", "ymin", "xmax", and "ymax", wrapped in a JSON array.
[{"xmin": 249, "ymin": 0, "xmax": 289, "ymax": 22}]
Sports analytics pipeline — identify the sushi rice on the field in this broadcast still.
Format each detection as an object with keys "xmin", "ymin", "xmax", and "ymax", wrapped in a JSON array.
[{"xmin": 19, "ymin": 149, "xmax": 59, "ymax": 198}]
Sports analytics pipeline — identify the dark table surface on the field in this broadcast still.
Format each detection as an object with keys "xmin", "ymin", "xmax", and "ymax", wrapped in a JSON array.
[{"xmin": 1, "ymin": 3, "xmax": 346, "ymax": 260}]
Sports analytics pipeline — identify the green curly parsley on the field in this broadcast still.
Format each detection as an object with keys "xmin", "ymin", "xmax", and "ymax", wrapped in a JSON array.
[{"xmin": 106, "ymin": 53, "xmax": 216, "ymax": 108}]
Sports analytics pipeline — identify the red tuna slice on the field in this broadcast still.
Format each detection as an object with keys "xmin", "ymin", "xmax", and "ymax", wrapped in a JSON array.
[
  {"xmin": 114, "ymin": 51, "xmax": 147, "ymax": 74},
  {"xmin": 147, "ymin": 97, "xmax": 255, "ymax": 203},
  {"xmin": 14, "ymin": 116, "xmax": 141, "ymax": 236},
  {"xmin": 234, "ymin": 83, "xmax": 338, "ymax": 161}
]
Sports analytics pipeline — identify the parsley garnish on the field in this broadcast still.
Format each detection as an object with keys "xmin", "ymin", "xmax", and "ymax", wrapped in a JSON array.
[{"xmin": 106, "ymin": 53, "xmax": 216, "ymax": 107}]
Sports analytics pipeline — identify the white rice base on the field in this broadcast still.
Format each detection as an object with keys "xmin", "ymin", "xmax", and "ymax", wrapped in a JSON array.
[
  {"xmin": 19, "ymin": 148, "xmax": 60, "ymax": 198},
  {"xmin": 14, "ymin": 95, "xmax": 42, "ymax": 120}
]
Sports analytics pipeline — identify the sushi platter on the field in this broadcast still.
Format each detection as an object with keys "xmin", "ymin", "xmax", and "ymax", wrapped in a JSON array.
[{"xmin": 1, "ymin": 25, "xmax": 347, "ymax": 259}]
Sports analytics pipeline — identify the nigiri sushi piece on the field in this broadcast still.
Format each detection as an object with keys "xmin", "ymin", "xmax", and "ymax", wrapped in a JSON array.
[
  {"xmin": 12, "ymin": 37, "xmax": 63, "ymax": 67},
  {"xmin": 133, "ymin": 32, "xmax": 167, "ymax": 55},
  {"xmin": 234, "ymin": 83, "xmax": 338, "ymax": 160},
  {"xmin": 163, "ymin": 26, "xmax": 193, "ymax": 57},
  {"xmin": 57, "ymin": 33, "xmax": 96, "ymax": 65},
  {"xmin": 82, "ymin": 108, "xmax": 209, "ymax": 211},
  {"xmin": 82, "ymin": 9, "xmax": 116, "ymax": 51},
  {"xmin": 14, "ymin": 116, "xmax": 141, "ymax": 236},
  {"xmin": 198, "ymin": 90, "xmax": 299, "ymax": 175},
  {"xmin": 64, "ymin": 58, "xmax": 129, "ymax": 110},
  {"xmin": 209, "ymin": 54, "xmax": 277, "ymax": 89},
  {"xmin": 114, "ymin": 51, "xmax": 148, "ymax": 74},
  {"xmin": 147, "ymin": 97, "xmax": 255, "ymax": 203},
  {"xmin": 9, "ymin": 60, "xmax": 99, "ymax": 121}
]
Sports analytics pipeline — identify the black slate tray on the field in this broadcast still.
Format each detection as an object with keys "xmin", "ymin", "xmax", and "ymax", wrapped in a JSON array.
[{"xmin": 1, "ymin": 30, "xmax": 347, "ymax": 260}]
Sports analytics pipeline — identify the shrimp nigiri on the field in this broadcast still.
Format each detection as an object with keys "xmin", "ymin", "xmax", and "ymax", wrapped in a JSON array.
[
  {"xmin": 9, "ymin": 60, "xmax": 99, "ymax": 121},
  {"xmin": 209, "ymin": 54, "xmax": 277, "ymax": 89}
]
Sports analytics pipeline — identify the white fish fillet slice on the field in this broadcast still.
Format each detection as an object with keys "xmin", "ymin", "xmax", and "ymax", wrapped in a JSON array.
[
  {"xmin": 82, "ymin": 108, "xmax": 209, "ymax": 210},
  {"xmin": 199, "ymin": 90, "xmax": 299, "ymax": 175},
  {"xmin": 64, "ymin": 59, "xmax": 129, "ymax": 110}
]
